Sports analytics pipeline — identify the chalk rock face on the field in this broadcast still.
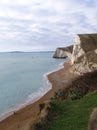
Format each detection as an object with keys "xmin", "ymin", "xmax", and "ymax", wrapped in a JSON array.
[
  {"xmin": 53, "ymin": 45, "xmax": 73, "ymax": 59},
  {"xmin": 71, "ymin": 34, "xmax": 97, "ymax": 74}
]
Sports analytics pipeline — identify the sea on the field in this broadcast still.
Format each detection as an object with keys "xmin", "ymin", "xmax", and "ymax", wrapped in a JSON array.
[{"xmin": 0, "ymin": 52, "xmax": 65, "ymax": 120}]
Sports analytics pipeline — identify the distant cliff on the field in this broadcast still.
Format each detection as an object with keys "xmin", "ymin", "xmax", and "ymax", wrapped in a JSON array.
[
  {"xmin": 71, "ymin": 34, "xmax": 97, "ymax": 74},
  {"xmin": 53, "ymin": 45, "xmax": 73, "ymax": 59}
]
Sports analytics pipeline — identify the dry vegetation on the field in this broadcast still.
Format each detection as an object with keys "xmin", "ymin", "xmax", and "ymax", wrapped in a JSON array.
[
  {"xmin": 52, "ymin": 70, "xmax": 97, "ymax": 101},
  {"xmin": 31, "ymin": 70, "xmax": 97, "ymax": 130}
]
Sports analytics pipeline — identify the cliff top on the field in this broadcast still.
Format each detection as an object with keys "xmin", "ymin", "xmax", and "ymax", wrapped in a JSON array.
[
  {"xmin": 77, "ymin": 33, "xmax": 97, "ymax": 44},
  {"xmin": 57, "ymin": 45, "xmax": 73, "ymax": 52}
]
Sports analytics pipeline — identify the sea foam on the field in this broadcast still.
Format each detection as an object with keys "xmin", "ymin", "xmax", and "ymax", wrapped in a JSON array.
[{"xmin": 0, "ymin": 52, "xmax": 66, "ymax": 121}]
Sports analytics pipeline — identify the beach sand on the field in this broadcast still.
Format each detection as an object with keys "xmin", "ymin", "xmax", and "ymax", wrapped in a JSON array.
[{"xmin": 0, "ymin": 61, "xmax": 76, "ymax": 130}]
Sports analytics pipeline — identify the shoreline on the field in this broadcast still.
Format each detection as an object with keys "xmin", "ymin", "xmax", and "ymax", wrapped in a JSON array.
[
  {"xmin": 0, "ymin": 75, "xmax": 51, "ymax": 122},
  {"xmin": 0, "ymin": 60, "xmax": 66, "ymax": 122},
  {"xmin": 0, "ymin": 61, "xmax": 74, "ymax": 130}
]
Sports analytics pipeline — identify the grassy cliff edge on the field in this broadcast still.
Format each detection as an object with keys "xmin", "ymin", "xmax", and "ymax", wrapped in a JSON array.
[{"xmin": 30, "ymin": 70, "xmax": 97, "ymax": 130}]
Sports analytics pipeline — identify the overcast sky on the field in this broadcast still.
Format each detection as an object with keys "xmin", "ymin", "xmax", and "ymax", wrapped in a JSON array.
[{"xmin": 0, "ymin": 0, "xmax": 97, "ymax": 52}]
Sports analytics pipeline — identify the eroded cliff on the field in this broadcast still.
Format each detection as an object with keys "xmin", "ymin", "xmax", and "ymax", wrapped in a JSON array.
[
  {"xmin": 71, "ymin": 34, "xmax": 97, "ymax": 74},
  {"xmin": 53, "ymin": 45, "xmax": 73, "ymax": 59}
]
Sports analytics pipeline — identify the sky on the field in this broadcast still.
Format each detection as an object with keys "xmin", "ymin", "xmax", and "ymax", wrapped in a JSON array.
[{"xmin": 0, "ymin": 0, "xmax": 97, "ymax": 52}]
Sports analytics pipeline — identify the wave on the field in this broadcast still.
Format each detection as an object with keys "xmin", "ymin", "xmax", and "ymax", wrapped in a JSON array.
[{"xmin": 0, "ymin": 60, "xmax": 67, "ymax": 122}]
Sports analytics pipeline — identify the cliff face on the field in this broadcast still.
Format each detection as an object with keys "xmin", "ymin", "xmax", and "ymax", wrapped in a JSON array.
[
  {"xmin": 53, "ymin": 45, "xmax": 73, "ymax": 59},
  {"xmin": 71, "ymin": 34, "xmax": 97, "ymax": 74}
]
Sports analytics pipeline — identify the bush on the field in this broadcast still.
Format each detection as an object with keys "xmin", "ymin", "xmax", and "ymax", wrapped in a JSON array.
[
  {"xmin": 69, "ymin": 70, "xmax": 97, "ymax": 100},
  {"xmin": 31, "ymin": 70, "xmax": 97, "ymax": 130}
]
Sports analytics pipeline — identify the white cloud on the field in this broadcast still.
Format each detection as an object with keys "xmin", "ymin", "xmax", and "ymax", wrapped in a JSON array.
[{"xmin": 0, "ymin": 0, "xmax": 97, "ymax": 51}]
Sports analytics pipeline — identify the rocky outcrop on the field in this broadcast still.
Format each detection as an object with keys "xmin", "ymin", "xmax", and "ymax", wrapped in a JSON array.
[
  {"xmin": 53, "ymin": 45, "xmax": 73, "ymax": 59},
  {"xmin": 71, "ymin": 34, "xmax": 97, "ymax": 74},
  {"xmin": 32, "ymin": 100, "xmax": 50, "ymax": 130},
  {"xmin": 88, "ymin": 107, "xmax": 97, "ymax": 130}
]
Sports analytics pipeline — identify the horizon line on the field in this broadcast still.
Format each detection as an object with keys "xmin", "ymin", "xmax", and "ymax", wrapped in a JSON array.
[{"xmin": 0, "ymin": 51, "xmax": 54, "ymax": 53}]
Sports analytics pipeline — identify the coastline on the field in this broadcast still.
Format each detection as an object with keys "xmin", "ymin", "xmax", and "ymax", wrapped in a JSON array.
[
  {"xmin": 0, "ymin": 60, "xmax": 66, "ymax": 122},
  {"xmin": 0, "ymin": 61, "xmax": 74, "ymax": 130},
  {"xmin": 0, "ymin": 74, "xmax": 52, "ymax": 122}
]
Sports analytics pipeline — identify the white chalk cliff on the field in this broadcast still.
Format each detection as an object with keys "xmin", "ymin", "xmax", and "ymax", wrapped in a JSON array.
[
  {"xmin": 71, "ymin": 34, "xmax": 97, "ymax": 74},
  {"xmin": 53, "ymin": 45, "xmax": 73, "ymax": 59}
]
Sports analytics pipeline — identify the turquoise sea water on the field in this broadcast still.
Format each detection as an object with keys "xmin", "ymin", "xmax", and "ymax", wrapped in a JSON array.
[{"xmin": 0, "ymin": 52, "xmax": 65, "ymax": 120}]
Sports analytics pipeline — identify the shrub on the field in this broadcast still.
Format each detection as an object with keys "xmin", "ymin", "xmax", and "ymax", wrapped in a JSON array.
[{"xmin": 69, "ymin": 70, "xmax": 97, "ymax": 100}]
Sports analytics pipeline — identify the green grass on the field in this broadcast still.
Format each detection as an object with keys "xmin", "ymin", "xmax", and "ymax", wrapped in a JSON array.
[
  {"xmin": 33, "ymin": 71, "xmax": 97, "ymax": 130},
  {"xmin": 41, "ymin": 92, "xmax": 97, "ymax": 130}
]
